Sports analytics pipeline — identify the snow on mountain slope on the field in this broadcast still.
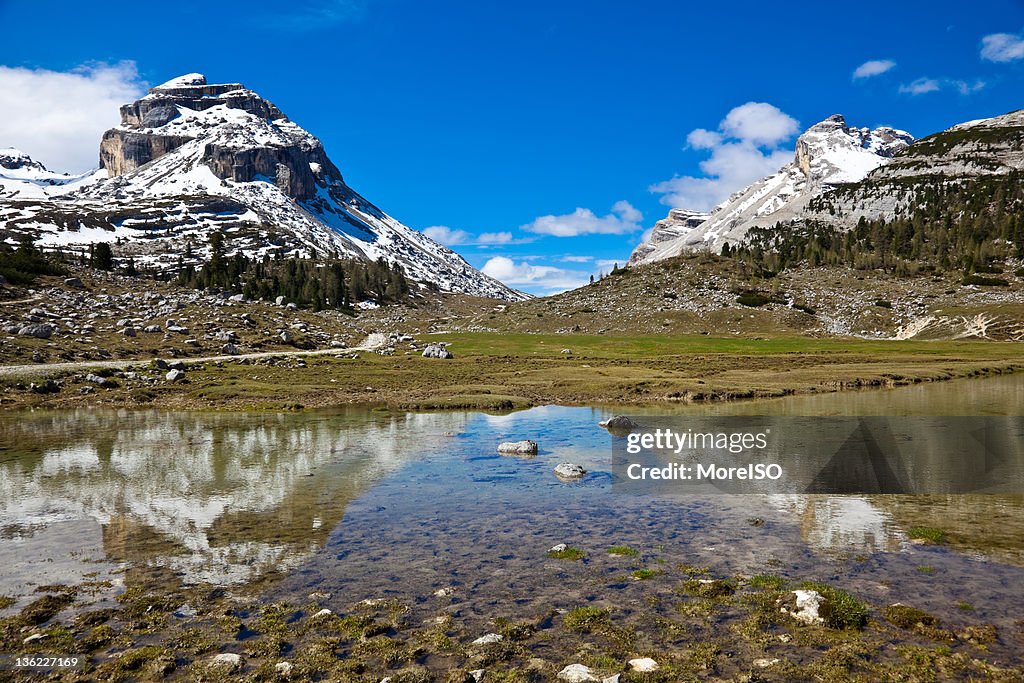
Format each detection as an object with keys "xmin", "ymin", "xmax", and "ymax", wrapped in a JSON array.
[
  {"xmin": 0, "ymin": 148, "xmax": 103, "ymax": 200},
  {"xmin": 0, "ymin": 75, "xmax": 524, "ymax": 301},
  {"xmin": 636, "ymin": 115, "xmax": 913, "ymax": 261}
]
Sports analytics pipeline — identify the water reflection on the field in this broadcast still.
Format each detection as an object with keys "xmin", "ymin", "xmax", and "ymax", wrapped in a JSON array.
[{"xmin": 0, "ymin": 409, "xmax": 471, "ymax": 590}]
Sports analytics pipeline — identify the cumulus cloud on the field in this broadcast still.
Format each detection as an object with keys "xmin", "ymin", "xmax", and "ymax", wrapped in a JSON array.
[
  {"xmin": 0, "ymin": 61, "xmax": 147, "ymax": 173},
  {"xmin": 649, "ymin": 102, "xmax": 798, "ymax": 212},
  {"xmin": 422, "ymin": 226, "xmax": 516, "ymax": 246},
  {"xmin": 853, "ymin": 59, "xmax": 896, "ymax": 79},
  {"xmin": 481, "ymin": 256, "xmax": 590, "ymax": 293},
  {"xmin": 981, "ymin": 32, "xmax": 1024, "ymax": 62},
  {"xmin": 899, "ymin": 77, "xmax": 985, "ymax": 95},
  {"xmin": 522, "ymin": 200, "xmax": 643, "ymax": 237},
  {"xmin": 560, "ymin": 255, "xmax": 594, "ymax": 263}
]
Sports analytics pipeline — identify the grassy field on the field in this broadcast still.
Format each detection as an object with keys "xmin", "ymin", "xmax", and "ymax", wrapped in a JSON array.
[{"xmin": 2, "ymin": 331, "xmax": 1021, "ymax": 412}]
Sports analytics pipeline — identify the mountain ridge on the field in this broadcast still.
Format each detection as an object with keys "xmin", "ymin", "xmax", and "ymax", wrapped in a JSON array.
[{"xmin": 0, "ymin": 74, "xmax": 525, "ymax": 301}]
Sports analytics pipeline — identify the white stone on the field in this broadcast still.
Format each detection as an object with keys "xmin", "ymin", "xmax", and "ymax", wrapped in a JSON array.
[
  {"xmin": 548, "ymin": 543, "xmax": 568, "ymax": 553},
  {"xmin": 557, "ymin": 664, "xmax": 600, "ymax": 682},
  {"xmin": 628, "ymin": 657, "xmax": 659, "ymax": 672},
  {"xmin": 312, "ymin": 608, "xmax": 333, "ymax": 619},
  {"xmin": 554, "ymin": 463, "xmax": 587, "ymax": 479},
  {"xmin": 497, "ymin": 440, "xmax": 538, "ymax": 455},
  {"xmin": 209, "ymin": 652, "xmax": 243, "ymax": 671},
  {"xmin": 274, "ymin": 661, "xmax": 293, "ymax": 676},
  {"xmin": 753, "ymin": 658, "xmax": 780, "ymax": 668},
  {"xmin": 780, "ymin": 589, "xmax": 825, "ymax": 625},
  {"xmin": 471, "ymin": 633, "xmax": 504, "ymax": 646}
]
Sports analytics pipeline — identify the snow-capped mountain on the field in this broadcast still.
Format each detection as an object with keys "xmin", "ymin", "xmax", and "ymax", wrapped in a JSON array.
[
  {"xmin": 0, "ymin": 147, "xmax": 100, "ymax": 200},
  {"xmin": 634, "ymin": 115, "xmax": 914, "ymax": 262},
  {"xmin": 0, "ymin": 74, "xmax": 524, "ymax": 301}
]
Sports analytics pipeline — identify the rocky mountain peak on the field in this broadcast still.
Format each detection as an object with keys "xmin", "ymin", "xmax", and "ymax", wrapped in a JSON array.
[
  {"xmin": 634, "ymin": 114, "xmax": 915, "ymax": 262},
  {"xmin": 0, "ymin": 147, "xmax": 46, "ymax": 172}
]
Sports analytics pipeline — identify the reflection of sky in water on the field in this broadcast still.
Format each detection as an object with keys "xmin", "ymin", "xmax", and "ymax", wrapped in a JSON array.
[{"xmin": 0, "ymin": 374, "xmax": 1021, "ymax": 617}]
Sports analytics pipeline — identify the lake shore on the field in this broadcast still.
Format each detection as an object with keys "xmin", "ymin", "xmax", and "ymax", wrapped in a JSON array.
[{"xmin": 1, "ymin": 331, "xmax": 1022, "ymax": 413}]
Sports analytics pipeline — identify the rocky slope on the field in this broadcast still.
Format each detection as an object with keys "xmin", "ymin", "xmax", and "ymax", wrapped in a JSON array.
[
  {"xmin": 805, "ymin": 109, "xmax": 1024, "ymax": 226},
  {"xmin": 634, "ymin": 115, "xmax": 914, "ymax": 261},
  {"xmin": 0, "ymin": 74, "xmax": 523, "ymax": 301}
]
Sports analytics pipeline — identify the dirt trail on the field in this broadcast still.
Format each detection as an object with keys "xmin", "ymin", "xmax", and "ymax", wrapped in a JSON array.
[{"xmin": 0, "ymin": 335, "xmax": 387, "ymax": 379}]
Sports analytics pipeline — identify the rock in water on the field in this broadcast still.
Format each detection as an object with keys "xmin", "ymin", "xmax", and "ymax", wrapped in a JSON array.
[
  {"xmin": 554, "ymin": 463, "xmax": 587, "ymax": 480},
  {"xmin": 497, "ymin": 440, "xmax": 538, "ymax": 455},
  {"xmin": 421, "ymin": 344, "xmax": 453, "ymax": 359},
  {"xmin": 598, "ymin": 415, "xmax": 639, "ymax": 435}
]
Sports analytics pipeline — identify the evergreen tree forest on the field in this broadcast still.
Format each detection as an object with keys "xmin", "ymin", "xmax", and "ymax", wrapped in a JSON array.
[
  {"xmin": 175, "ymin": 232, "xmax": 414, "ymax": 311},
  {"xmin": 723, "ymin": 171, "xmax": 1024, "ymax": 283}
]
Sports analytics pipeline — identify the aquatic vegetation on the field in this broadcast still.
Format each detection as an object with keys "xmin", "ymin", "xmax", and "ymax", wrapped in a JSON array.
[
  {"xmin": 631, "ymin": 569, "xmax": 659, "ymax": 580},
  {"xmin": 885, "ymin": 603, "xmax": 940, "ymax": 629},
  {"xmin": 747, "ymin": 574, "xmax": 786, "ymax": 590},
  {"xmin": 908, "ymin": 527, "xmax": 948, "ymax": 544},
  {"xmin": 563, "ymin": 607, "xmax": 611, "ymax": 633},
  {"xmin": 547, "ymin": 546, "xmax": 586, "ymax": 560},
  {"xmin": 607, "ymin": 545, "xmax": 639, "ymax": 557},
  {"xmin": 799, "ymin": 581, "xmax": 869, "ymax": 630}
]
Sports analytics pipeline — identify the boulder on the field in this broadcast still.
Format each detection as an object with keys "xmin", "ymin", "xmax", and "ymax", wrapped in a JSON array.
[
  {"xmin": 208, "ymin": 652, "xmax": 243, "ymax": 672},
  {"xmin": 471, "ymin": 633, "xmax": 504, "ymax": 646},
  {"xmin": 166, "ymin": 369, "xmax": 186, "ymax": 382},
  {"xmin": 143, "ymin": 325, "xmax": 162, "ymax": 333},
  {"xmin": 275, "ymin": 296, "xmax": 286, "ymax": 306},
  {"xmin": 85, "ymin": 373, "xmax": 117, "ymax": 388},
  {"xmin": 421, "ymin": 344, "xmax": 453, "ymax": 359},
  {"xmin": 554, "ymin": 463, "xmax": 587, "ymax": 480},
  {"xmin": 63, "ymin": 277, "xmax": 84, "ymax": 288},
  {"xmin": 222, "ymin": 343, "xmax": 240, "ymax": 355},
  {"xmin": 274, "ymin": 661, "xmax": 293, "ymax": 677},
  {"xmin": 121, "ymin": 327, "xmax": 136, "ymax": 337},
  {"xmin": 280, "ymin": 330, "xmax": 294, "ymax": 344},
  {"xmin": 598, "ymin": 416, "xmax": 639, "ymax": 433},
  {"xmin": 18, "ymin": 323, "xmax": 53, "ymax": 339},
  {"xmin": 497, "ymin": 440, "xmax": 538, "ymax": 455}
]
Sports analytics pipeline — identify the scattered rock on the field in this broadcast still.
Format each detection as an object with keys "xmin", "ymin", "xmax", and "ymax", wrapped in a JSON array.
[
  {"xmin": 471, "ymin": 633, "xmax": 504, "ymax": 646},
  {"xmin": 557, "ymin": 664, "xmax": 600, "ymax": 682},
  {"xmin": 312, "ymin": 608, "xmax": 333, "ymax": 619},
  {"xmin": 497, "ymin": 440, "xmax": 538, "ymax": 455},
  {"xmin": 274, "ymin": 661, "xmax": 293, "ymax": 677},
  {"xmin": 469, "ymin": 670, "xmax": 485, "ymax": 682},
  {"xmin": 209, "ymin": 652, "xmax": 243, "ymax": 672},
  {"xmin": 167, "ymin": 360, "xmax": 186, "ymax": 371},
  {"xmin": 121, "ymin": 326, "xmax": 136, "ymax": 337},
  {"xmin": 280, "ymin": 330, "xmax": 294, "ymax": 344},
  {"xmin": 598, "ymin": 416, "xmax": 639, "ymax": 434},
  {"xmin": 778, "ymin": 589, "xmax": 825, "ymax": 625},
  {"xmin": 222, "ymin": 343, "xmax": 240, "ymax": 355},
  {"xmin": 554, "ymin": 463, "xmax": 587, "ymax": 479},
  {"xmin": 560, "ymin": 348, "xmax": 573, "ymax": 354},
  {"xmin": 753, "ymin": 658, "xmax": 780, "ymax": 668},
  {"xmin": 143, "ymin": 325, "xmax": 162, "ymax": 333},
  {"xmin": 63, "ymin": 277, "xmax": 84, "ymax": 288},
  {"xmin": 18, "ymin": 323, "xmax": 53, "ymax": 339},
  {"xmin": 275, "ymin": 295, "xmax": 286, "ymax": 306},
  {"xmin": 166, "ymin": 369, "xmax": 186, "ymax": 382},
  {"xmin": 628, "ymin": 658, "xmax": 659, "ymax": 672},
  {"xmin": 422, "ymin": 344, "xmax": 454, "ymax": 359},
  {"xmin": 85, "ymin": 373, "xmax": 117, "ymax": 388},
  {"xmin": 23, "ymin": 633, "xmax": 46, "ymax": 644}
]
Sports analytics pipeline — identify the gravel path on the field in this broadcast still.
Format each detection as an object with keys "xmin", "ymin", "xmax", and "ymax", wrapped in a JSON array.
[{"xmin": 0, "ymin": 335, "xmax": 386, "ymax": 379}]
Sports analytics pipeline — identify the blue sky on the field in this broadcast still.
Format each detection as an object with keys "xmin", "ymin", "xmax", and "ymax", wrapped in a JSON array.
[{"xmin": 2, "ymin": 0, "xmax": 1024, "ymax": 294}]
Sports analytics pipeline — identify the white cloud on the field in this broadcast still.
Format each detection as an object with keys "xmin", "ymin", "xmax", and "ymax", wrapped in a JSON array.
[
  {"xmin": 981, "ymin": 32, "xmax": 1024, "ymax": 62},
  {"xmin": 522, "ymin": 201, "xmax": 643, "ymax": 237},
  {"xmin": 718, "ymin": 102, "xmax": 800, "ymax": 146},
  {"xmin": 423, "ymin": 226, "xmax": 471, "ymax": 245},
  {"xmin": 560, "ymin": 255, "xmax": 594, "ymax": 263},
  {"xmin": 481, "ymin": 256, "xmax": 590, "ymax": 293},
  {"xmin": 422, "ymin": 226, "xmax": 516, "ymax": 246},
  {"xmin": 899, "ymin": 77, "xmax": 941, "ymax": 95},
  {"xmin": 853, "ymin": 59, "xmax": 896, "ymax": 79},
  {"xmin": 0, "ymin": 61, "xmax": 147, "ymax": 173},
  {"xmin": 650, "ymin": 102, "xmax": 798, "ymax": 212},
  {"xmin": 898, "ymin": 77, "xmax": 985, "ymax": 96}
]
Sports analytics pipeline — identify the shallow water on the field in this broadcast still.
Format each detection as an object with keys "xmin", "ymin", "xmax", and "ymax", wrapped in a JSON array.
[{"xmin": 1, "ymin": 374, "xmax": 1023, "ymax": 662}]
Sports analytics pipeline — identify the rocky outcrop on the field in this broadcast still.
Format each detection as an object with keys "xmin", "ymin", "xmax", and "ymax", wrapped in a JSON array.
[
  {"xmin": 99, "ymin": 74, "xmax": 340, "ymax": 200},
  {"xmin": 628, "ymin": 208, "xmax": 710, "ymax": 265}
]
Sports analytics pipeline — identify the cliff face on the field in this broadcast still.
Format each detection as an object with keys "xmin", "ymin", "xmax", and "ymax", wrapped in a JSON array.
[
  {"xmin": 1, "ymin": 73, "xmax": 524, "ymax": 300},
  {"xmin": 628, "ymin": 209, "xmax": 710, "ymax": 265},
  {"xmin": 98, "ymin": 74, "xmax": 341, "ymax": 201}
]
